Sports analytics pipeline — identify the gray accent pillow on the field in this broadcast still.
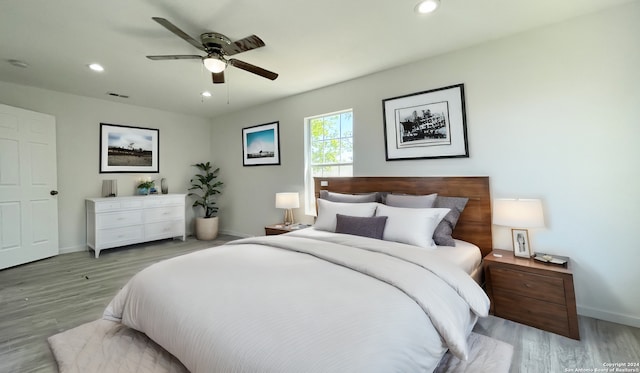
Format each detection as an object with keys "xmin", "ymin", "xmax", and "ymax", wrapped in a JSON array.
[
  {"xmin": 385, "ymin": 193, "xmax": 437, "ymax": 208},
  {"xmin": 335, "ymin": 214, "xmax": 388, "ymax": 240},
  {"xmin": 433, "ymin": 196, "xmax": 469, "ymax": 246},
  {"xmin": 319, "ymin": 190, "xmax": 378, "ymax": 203}
]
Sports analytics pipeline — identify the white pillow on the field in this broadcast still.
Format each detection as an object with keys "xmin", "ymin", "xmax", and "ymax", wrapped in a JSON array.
[
  {"xmin": 375, "ymin": 204, "xmax": 450, "ymax": 249},
  {"xmin": 314, "ymin": 199, "xmax": 378, "ymax": 232}
]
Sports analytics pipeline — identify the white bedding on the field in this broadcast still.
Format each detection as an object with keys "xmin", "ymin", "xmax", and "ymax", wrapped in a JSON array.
[
  {"xmin": 104, "ymin": 231, "xmax": 489, "ymax": 373},
  {"xmin": 433, "ymin": 239, "xmax": 483, "ymax": 283}
]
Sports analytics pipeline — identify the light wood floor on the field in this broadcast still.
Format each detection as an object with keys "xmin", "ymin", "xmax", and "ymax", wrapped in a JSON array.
[{"xmin": 1, "ymin": 236, "xmax": 639, "ymax": 373}]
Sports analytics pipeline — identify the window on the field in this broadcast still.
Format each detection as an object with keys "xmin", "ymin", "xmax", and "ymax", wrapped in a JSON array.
[{"xmin": 304, "ymin": 109, "xmax": 353, "ymax": 215}]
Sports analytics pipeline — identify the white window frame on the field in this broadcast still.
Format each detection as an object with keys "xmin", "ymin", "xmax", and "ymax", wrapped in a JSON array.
[{"xmin": 303, "ymin": 108, "xmax": 353, "ymax": 215}]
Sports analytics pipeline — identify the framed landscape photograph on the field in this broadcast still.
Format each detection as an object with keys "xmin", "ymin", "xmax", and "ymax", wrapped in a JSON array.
[
  {"xmin": 99, "ymin": 123, "xmax": 159, "ymax": 173},
  {"xmin": 242, "ymin": 121, "xmax": 280, "ymax": 166},
  {"xmin": 382, "ymin": 84, "xmax": 468, "ymax": 161},
  {"xmin": 512, "ymin": 229, "xmax": 532, "ymax": 258}
]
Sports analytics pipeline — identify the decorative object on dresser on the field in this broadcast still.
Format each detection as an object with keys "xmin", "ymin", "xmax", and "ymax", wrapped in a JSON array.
[
  {"xmin": 242, "ymin": 121, "xmax": 280, "ymax": 166},
  {"xmin": 275, "ymin": 192, "xmax": 299, "ymax": 225},
  {"xmin": 86, "ymin": 194, "xmax": 186, "ymax": 258},
  {"xmin": 189, "ymin": 162, "xmax": 223, "ymax": 240},
  {"xmin": 483, "ymin": 249, "xmax": 580, "ymax": 340},
  {"xmin": 99, "ymin": 123, "xmax": 159, "ymax": 173},
  {"xmin": 492, "ymin": 198, "xmax": 544, "ymax": 258},
  {"xmin": 160, "ymin": 178, "xmax": 168, "ymax": 194},
  {"xmin": 264, "ymin": 223, "xmax": 310, "ymax": 236},
  {"xmin": 101, "ymin": 179, "xmax": 118, "ymax": 197},
  {"xmin": 136, "ymin": 177, "xmax": 155, "ymax": 195},
  {"xmin": 382, "ymin": 84, "xmax": 468, "ymax": 161}
]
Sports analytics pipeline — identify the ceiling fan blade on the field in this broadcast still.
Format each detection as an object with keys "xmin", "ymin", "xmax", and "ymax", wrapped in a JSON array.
[
  {"xmin": 152, "ymin": 17, "xmax": 205, "ymax": 51},
  {"xmin": 224, "ymin": 35, "xmax": 265, "ymax": 56},
  {"xmin": 229, "ymin": 58, "xmax": 278, "ymax": 81},
  {"xmin": 212, "ymin": 72, "xmax": 225, "ymax": 84},
  {"xmin": 146, "ymin": 55, "xmax": 203, "ymax": 60}
]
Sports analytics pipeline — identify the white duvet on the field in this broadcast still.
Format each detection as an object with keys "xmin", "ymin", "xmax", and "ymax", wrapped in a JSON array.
[{"xmin": 104, "ymin": 230, "xmax": 489, "ymax": 373}]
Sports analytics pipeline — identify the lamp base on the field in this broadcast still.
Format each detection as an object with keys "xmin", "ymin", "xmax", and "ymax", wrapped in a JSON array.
[{"xmin": 283, "ymin": 209, "xmax": 294, "ymax": 226}]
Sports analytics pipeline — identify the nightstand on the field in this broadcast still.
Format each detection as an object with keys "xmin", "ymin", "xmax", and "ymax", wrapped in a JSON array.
[
  {"xmin": 483, "ymin": 249, "xmax": 580, "ymax": 340},
  {"xmin": 264, "ymin": 224, "xmax": 310, "ymax": 236}
]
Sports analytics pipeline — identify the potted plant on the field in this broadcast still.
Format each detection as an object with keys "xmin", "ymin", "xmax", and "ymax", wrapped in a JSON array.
[
  {"xmin": 188, "ymin": 162, "xmax": 223, "ymax": 240},
  {"xmin": 137, "ymin": 177, "xmax": 155, "ymax": 195}
]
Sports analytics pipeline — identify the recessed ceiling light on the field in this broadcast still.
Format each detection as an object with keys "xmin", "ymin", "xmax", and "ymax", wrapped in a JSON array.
[
  {"xmin": 88, "ymin": 63, "xmax": 104, "ymax": 72},
  {"xmin": 415, "ymin": 0, "xmax": 440, "ymax": 14},
  {"xmin": 201, "ymin": 91, "xmax": 212, "ymax": 98}
]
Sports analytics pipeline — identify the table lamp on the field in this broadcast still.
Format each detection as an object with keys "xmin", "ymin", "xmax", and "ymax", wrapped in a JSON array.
[
  {"xmin": 493, "ymin": 198, "xmax": 544, "ymax": 257},
  {"xmin": 275, "ymin": 192, "xmax": 299, "ymax": 225}
]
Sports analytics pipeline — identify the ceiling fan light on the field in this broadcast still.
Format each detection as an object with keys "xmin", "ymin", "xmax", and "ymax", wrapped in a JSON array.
[
  {"xmin": 203, "ymin": 57, "xmax": 226, "ymax": 73},
  {"xmin": 415, "ymin": 0, "xmax": 440, "ymax": 14}
]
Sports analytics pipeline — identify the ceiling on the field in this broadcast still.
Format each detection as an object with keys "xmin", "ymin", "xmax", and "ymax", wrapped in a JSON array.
[{"xmin": 0, "ymin": 0, "xmax": 632, "ymax": 119}]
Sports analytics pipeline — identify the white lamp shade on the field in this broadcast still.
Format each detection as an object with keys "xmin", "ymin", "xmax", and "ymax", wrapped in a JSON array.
[
  {"xmin": 203, "ymin": 57, "xmax": 226, "ymax": 73},
  {"xmin": 493, "ymin": 198, "xmax": 544, "ymax": 228},
  {"xmin": 275, "ymin": 192, "xmax": 300, "ymax": 209}
]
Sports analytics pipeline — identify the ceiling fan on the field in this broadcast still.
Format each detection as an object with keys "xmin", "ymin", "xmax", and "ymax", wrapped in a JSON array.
[{"xmin": 146, "ymin": 17, "xmax": 278, "ymax": 84}]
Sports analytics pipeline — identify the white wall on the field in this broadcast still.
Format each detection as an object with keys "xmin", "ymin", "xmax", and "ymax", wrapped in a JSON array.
[
  {"xmin": 210, "ymin": 2, "xmax": 640, "ymax": 327},
  {"xmin": 0, "ymin": 81, "xmax": 212, "ymax": 251}
]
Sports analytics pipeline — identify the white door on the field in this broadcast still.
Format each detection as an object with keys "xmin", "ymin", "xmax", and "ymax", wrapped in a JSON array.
[{"xmin": 0, "ymin": 103, "xmax": 58, "ymax": 270}]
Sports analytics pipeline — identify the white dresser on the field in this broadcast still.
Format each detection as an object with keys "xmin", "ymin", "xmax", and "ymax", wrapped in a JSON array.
[{"xmin": 86, "ymin": 194, "xmax": 186, "ymax": 258}]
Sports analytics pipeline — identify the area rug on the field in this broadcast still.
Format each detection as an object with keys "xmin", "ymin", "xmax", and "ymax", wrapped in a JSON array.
[{"xmin": 49, "ymin": 319, "xmax": 512, "ymax": 373}]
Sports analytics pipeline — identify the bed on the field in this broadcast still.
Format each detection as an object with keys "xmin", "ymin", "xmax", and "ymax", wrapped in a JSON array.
[{"xmin": 103, "ymin": 176, "xmax": 493, "ymax": 373}]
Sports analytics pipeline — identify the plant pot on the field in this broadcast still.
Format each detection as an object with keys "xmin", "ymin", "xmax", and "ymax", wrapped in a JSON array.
[
  {"xmin": 195, "ymin": 216, "xmax": 219, "ymax": 240},
  {"xmin": 137, "ymin": 187, "xmax": 149, "ymax": 195}
]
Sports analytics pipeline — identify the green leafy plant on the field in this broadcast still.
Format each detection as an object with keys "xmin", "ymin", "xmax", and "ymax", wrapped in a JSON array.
[
  {"xmin": 137, "ymin": 177, "xmax": 155, "ymax": 189},
  {"xmin": 188, "ymin": 162, "xmax": 223, "ymax": 218}
]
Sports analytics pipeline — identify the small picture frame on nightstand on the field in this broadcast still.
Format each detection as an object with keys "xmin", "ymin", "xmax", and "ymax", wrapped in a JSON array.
[{"xmin": 512, "ymin": 229, "xmax": 532, "ymax": 258}]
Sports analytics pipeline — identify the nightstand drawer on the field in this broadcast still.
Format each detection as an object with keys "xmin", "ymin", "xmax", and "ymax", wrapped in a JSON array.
[
  {"xmin": 491, "ymin": 267, "xmax": 566, "ymax": 305},
  {"xmin": 494, "ymin": 293, "xmax": 571, "ymax": 337}
]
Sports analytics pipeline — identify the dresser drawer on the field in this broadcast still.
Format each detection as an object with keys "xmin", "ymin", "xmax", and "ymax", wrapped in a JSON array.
[
  {"xmin": 96, "ymin": 210, "xmax": 143, "ymax": 228},
  {"xmin": 145, "ymin": 221, "xmax": 184, "ymax": 240},
  {"xmin": 493, "ymin": 292, "xmax": 571, "ymax": 337},
  {"xmin": 96, "ymin": 225, "xmax": 144, "ymax": 247},
  {"xmin": 145, "ymin": 206, "xmax": 184, "ymax": 223},
  {"xmin": 143, "ymin": 196, "xmax": 184, "ymax": 208},
  {"xmin": 94, "ymin": 199, "xmax": 144, "ymax": 212},
  {"xmin": 491, "ymin": 267, "xmax": 566, "ymax": 305}
]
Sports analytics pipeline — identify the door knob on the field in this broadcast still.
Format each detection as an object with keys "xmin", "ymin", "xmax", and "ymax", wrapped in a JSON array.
[{"xmin": 50, "ymin": 190, "xmax": 59, "ymax": 196}]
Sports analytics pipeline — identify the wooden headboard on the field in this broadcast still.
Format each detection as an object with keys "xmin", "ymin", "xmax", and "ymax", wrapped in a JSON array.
[{"xmin": 314, "ymin": 176, "xmax": 492, "ymax": 258}]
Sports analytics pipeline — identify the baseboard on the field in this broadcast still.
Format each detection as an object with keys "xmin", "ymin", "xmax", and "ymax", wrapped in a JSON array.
[
  {"xmin": 219, "ymin": 229, "xmax": 251, "ymax": 238},
  {"xmin": 59, "ymin": 245, "xmax": 88, "ymax": 255},
  {"xmin": 578, "ymin": 305, "xmax": 640, "ymax": 328}
]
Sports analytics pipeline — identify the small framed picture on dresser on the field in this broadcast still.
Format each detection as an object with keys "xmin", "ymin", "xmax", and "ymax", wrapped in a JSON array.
[{"xmin": 512, "ymin": 229, "xmax": 532, "ymax": 258}]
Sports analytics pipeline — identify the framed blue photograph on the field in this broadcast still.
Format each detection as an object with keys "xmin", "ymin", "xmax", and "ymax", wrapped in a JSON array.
[{"xmin": 242, "ymin": 121, "xmax": 280, "ymax": 166}]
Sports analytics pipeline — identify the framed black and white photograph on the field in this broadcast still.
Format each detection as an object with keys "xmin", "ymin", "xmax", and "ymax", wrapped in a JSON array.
[
  {"xmin": 382, "ymin": 84, "xmax": 468, "ymax": 161},
  {"xmin": 100, "ymin": 123, "xmax": 159, "ymax": 173},
  {"xmin": 242, "ymin": 121, "xmax": 280, "ymax": 166},
  {"xmin": 512, "ymin": 229, "xmax": 532, "ymax": 258}
]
